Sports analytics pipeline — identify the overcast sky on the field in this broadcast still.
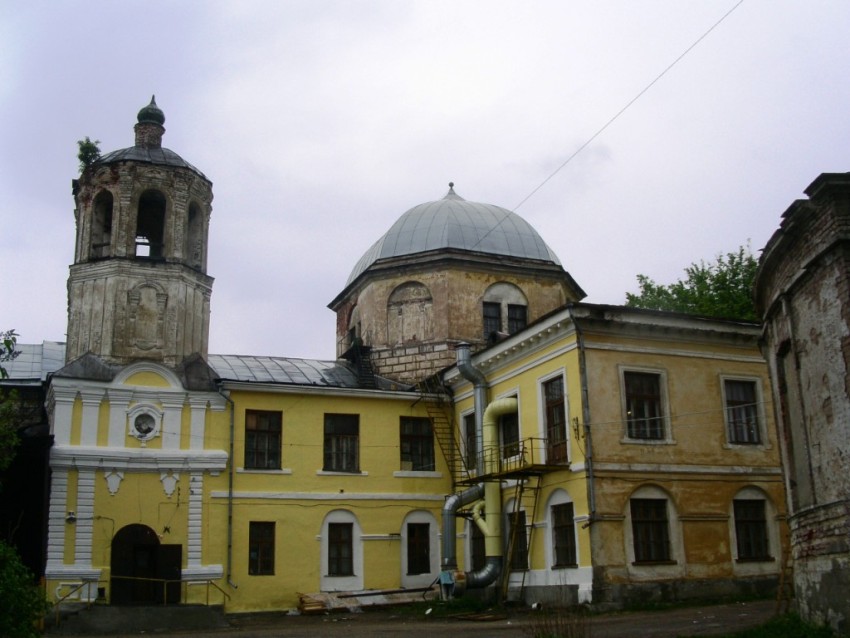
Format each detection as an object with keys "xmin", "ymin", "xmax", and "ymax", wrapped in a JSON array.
[{"xmin": 2, "ymin": 1, "xmax": 848, "ymax": 361}]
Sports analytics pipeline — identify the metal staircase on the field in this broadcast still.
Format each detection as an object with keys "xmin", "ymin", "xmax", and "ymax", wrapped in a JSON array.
[
  {"xmin": 500, "ymin": 475, "xmax": 542, "ymax": 602},
  {"xmin": 418, "ymin": 376, "xmax": 470, "ymax": 489}
]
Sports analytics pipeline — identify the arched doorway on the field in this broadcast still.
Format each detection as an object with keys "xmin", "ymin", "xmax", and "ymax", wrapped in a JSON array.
[{"xmin": 110, "ymin": 524, "xmax": 181, "ymax": 604}]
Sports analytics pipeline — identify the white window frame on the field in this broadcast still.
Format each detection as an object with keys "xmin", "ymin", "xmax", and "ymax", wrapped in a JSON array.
[
  {"xmin": 319, "ymin": 510, "xmax": 363, "ymax": 592},
  {"xmin": 624, "ymin": 485, "xmax": 685, "ymax": 577},
  {"xmin": 545, "ymin": 489, "xmax": 579, "ymax": 570},
  {"xmin": 728, "ymin": 487, "xmax": 780, "ymax": 577},
  {"xmin": 400, "ymin": 510, "xmax": 439, "ymax": 588}
]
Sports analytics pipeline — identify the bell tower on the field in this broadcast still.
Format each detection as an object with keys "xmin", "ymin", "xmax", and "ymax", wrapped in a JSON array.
[{"xmin": 66, "ymin": 97, "xmax": 214, "ymax": 366}]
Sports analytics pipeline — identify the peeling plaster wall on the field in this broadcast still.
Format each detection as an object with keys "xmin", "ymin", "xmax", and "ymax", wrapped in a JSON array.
[{"xmin": 755, "ymin": 174, "xmax": 850, "ymax": 635}]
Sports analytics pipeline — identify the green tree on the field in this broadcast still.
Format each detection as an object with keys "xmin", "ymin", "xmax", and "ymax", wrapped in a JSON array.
[
  {"xmin": 0, "ymin": 330, "xmax": 21, "ymax": 473},
  {"xmin": 0, "ymin": 540, "xmax": 49, "ymax": 637},
  {"xmin": 626, "ymin": 245, "xmax": 759, "ymax": 321},
  {"xmin": 77, "ymin": 136, "xmax": 101, "ymax": 172}
]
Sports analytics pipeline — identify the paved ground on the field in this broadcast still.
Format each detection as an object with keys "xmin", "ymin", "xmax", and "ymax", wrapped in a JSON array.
[{"xmin": 52, "ymin": 599, "xmax": 778, "ymax": 637}]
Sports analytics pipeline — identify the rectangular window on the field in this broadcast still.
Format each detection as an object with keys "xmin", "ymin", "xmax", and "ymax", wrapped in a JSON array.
[
  {"xmin": 501, "ymin": 411, "xmax": 520, "ymax": 459},
  {"xmin": 624, "ymin": 371, "xmax": 664, "ymax": 440},
  {"xmin": 248, "ymin": 522, "xmax": 275, "ymax": 575},
  {"xmin": 734, "ymin": 499, "xmax": 770, "ymax": 560},
  {"xmin": 464, "ymin": 413, "xmax": 478, "ymax": 472},
  {"xmin": 544, "ymin": 377, "xmax": 568, "ymax": 463},
  {"xmin": 407, "ymin": 523, "xmax": 431, "ymax": 575},
  {"xmin": 328, "ymin": 523, "xmax": 353, "ymax": 576},
  {"xmin": 244, "ymin": 410, "xmax": 282, "ymax": 469},
  {"xmin": 631, "ymin": 499, "xmax": 671, "ymax": 563},
  {"xmin": 552, "ymin": 502, "xmax": 577, "ymax": 567},
  {"xmin": 507, "ymin": 304, "xmax": 527, "ymax": 334},
  {"xmin": 324, "ymin": 414, "xmax": 359, "ymax": 472},
  {"xmin": 725, "ymin": 380, "xmax": 761, "ymax": 444},
  {"xmin": 483, "ymin": 301, "xmax": 501, "ymax": 337},
  {"xmin": 508, "ymin": 510, "xmax": 529, "ymax": 571},
  {"xmin": 400, "ymin": 417, "xmax": 435, "ymax": 471}
]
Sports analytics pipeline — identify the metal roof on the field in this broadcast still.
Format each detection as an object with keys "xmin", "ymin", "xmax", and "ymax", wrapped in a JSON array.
[
  {"xmin": 95, "ymin": 146, "xmax": 206, "ymax": 179},
  {"xmin": 207, "ymin": 354, "xmax": 362, "ymax": 387},
  {"xmin": 346, "ymin": 185, "xmax": 562, "ymax": 286},
  {"xmin": 1, "ymin": 341, "xmax": 66, "ymax": 383}
]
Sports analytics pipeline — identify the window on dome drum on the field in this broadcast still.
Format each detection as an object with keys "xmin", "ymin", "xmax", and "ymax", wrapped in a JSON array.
[
  {"xmin": 507, "ymin": 304, "xmax": 527, "ymax": 334},
  {"xmin": 406, "ymin": 523, "xmax": 431, "ymax": 575},
  {"xmin": 544, "ymin": 377, "xmax": 568, "ymax": 463},
  {"xmin": 244, "ymin": 410, "xmax": 282, "ymax": 470},
  {"xmin": 248, "ymin": 522, "xmax": 275, "ymax": 575},
  {"xmin": 483, "ymin": 302, "xmax": 501, "ymax": 337},
  {"xmin": 624, "ymin": 371, "xmax": 665, "ymax": 440},
  {"xmin": 734, "ymin": 499, "xmax": 771, "ymax": 561},
  {"xmin": 631, "ymin": 498, "xmax": 671, "ymax": 563},
  {"xmin": 508, "ymin": 510, "xmax": 529, "ymax": 570},
  {"xmin": 400, "ymin": 417, "xmax": 434, "ymax": 471},
  {"xmin": 724, "ymin": 379, "xmax": 761, "ymax": 444},
  {"xmin": 500, "ymin": 411, "xmax": 520, "ymax": 459},
  {"xmin": 552, "ymin": 502, "xmax": 577, "ymax": 567},
  {"xmin": 464, "ymin": 413, "xmax": 478, "ymax": 472},
  {"xmin": 324, "ymin": 414, "xmax": 359, "ymax": 472},
  {"xmin": 328, "ymin": 523, "xmax": 354, "ymax": 576},
  {"xmin": 135, "ymin": 189, "xmax": 166, "ymax": 259},
  {"xmin": 471, "ymin": 522, "xmax": 486, "ymax": 571}
]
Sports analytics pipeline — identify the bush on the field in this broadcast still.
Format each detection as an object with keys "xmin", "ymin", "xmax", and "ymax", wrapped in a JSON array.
[{"xmin": 0, "ymin": 540, "xmax": 49, "ymax": 637}]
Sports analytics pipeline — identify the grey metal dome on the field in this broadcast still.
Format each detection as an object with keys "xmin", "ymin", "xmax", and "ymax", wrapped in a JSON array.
[
  {"xmin": 347, "ymin": 184, "xmax": 561, "ymax": 286},
  {"xmin": 95, "ymin": 145, "xmax": 206, "ymax": 178}
]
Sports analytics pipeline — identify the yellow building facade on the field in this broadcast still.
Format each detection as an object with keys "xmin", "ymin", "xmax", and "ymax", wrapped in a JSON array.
[{"xmin": 39, "ymin": 100, "xmax": 786, "ymax": 614}]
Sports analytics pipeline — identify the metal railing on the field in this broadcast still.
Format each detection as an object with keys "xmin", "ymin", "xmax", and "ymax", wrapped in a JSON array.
[{"xmin": 477, "ymin": 437, "xmax": 571, "ymax": 476}]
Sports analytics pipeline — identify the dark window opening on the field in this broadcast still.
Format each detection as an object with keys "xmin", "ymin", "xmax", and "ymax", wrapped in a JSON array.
[
  {"xmin": 328, "ymin": 522, "xmax": 353, "ymax": 576},
  {"xmin": 483, "ymin": 302, "xmax": 501, "ymax": 337},
  {"xmin": 544, "ymin": 377, "xmax": 568, "ymax": 463},
  {"xmin": 471, "ymin": 522, "xmax": 486, "ymax": 571},
  {"xmin": 500, "ymin": 411, "xmax": 520, "ymax": 459},
  {"xmin": 625, "ymin": 371, "xmax": 664, "ymax": 440},
  {"xmin": 552, "ymin": 502, "xmax": 577, "ymax": 567},
  {"xmin": 725, "ymin": 380, "xmax": 760, "ymax": 444},
  {"xmin": 324, "ymin": 414, "xmax": 359, "ymax": 472},
  {"xmin": 464, "ymin": 413, "xmax": 478, "ymax": 472},
  {"xmin": 185, "ymin": 202, "xmax": 203, "ymax": 269},
  {"xmin": 407, "ymin": 523, "xmax": 430, "ymax": 575},
  {"xmin": 244, "ymin": 410, "xmax": 282, "ymax": 470},
  {"xmin": 734, "ymin": 499, "xmax": 771, "ymax": 560},
  {"xmin": 136, "ymin": 190, "xmax": 166, "ymax": 259},
  {"xmin": 631, "ymin": 498, "xmax": 671, "ymax": 563},
  {"xmin": 248, "ymin": 522, "xmax": 275, "ymax": 575},
  {"xmin": 400, "ymin": 417, "xmax": 434, "ymax": 471},
  {"xmin": 508, "ymin": 510, "xmax": 529, "ymax": 571},
  {"xmin": 507, "ymin": 304, "xmax": 527, "ymax": 334}
]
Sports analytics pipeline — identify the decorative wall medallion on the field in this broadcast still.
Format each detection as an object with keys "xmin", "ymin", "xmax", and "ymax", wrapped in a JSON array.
[
  {"xmin": 104, "ymin": 470, "xmax": 124, "ymax": 495},
  {"xmin": 127, "ymin": 404, "xmax": 162, "ymax": 445},
  {"xmin": 160, "ymin": 471, "xmax": 179, "ymax": 498}
]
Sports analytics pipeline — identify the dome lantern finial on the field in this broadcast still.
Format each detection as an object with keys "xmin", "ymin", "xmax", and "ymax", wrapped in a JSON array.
[{"xmin": 134, "ymin": 95, "xmax": 166, "ymax": 149}]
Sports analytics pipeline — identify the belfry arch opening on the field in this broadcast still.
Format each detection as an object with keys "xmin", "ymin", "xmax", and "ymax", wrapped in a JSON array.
[
  {"xmin": 136, "ymin": 189, "xmax": 166, "ymax": 259},
  {"xmin": 90, "ymin": 190, "xmax": 114, "ymax": 259},
  {"xmin": 186, "ymin": 201, "xmax": 203, "ymax": 270}
]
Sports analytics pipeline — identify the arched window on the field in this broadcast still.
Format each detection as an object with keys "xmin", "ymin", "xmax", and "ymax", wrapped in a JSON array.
[
  {"xmin": 624, "ymin": 485, "xmax": 684, "ymax": 572},
  {"xmin": 90, "ymin": 190, "xmax": 114, "ymax": 258},
  {"xmin": 400, "ymin": 510, "xmax": 439, "ymax": 588},
  {"xmin": 136, "ymin": 189, "xmax": 166, "ymax": 259},
  {"xmin": 482, "ymin": 282, "xmax": 528, "ymax": 339},
  {"xmin": 546, "ymin": 489, "xmax": 578, "ymax": 569},
  {"xmin": 387, "ymin": 281, "xmax": 433, "ymax": 344},
  {"xmin": 504, "ymin": 496, "xmax": 529, "ymax": 571},
  {"xmin": 729, "ymin": 486, "xmax": 780, "ymax": 576},
  {"xmin": 320, "ymin": 510, "xmax": 363, "ymax": 592},
  {"xmin": 185, "ymin": 201, "xmax": 203, "ymax": 269}
]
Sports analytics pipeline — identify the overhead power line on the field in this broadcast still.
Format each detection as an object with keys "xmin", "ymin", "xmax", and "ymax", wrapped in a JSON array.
[{"xmin": 468, "ymin": 0, "xmax": 746, "ymax": 252}]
